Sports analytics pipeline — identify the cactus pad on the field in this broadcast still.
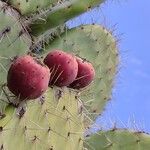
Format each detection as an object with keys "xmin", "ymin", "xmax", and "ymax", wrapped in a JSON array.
[
  {"xmin": 40, "ymin": 25, "xmax": 118, "ymax": 122},
  {"xmin": 0, "ymin": 87, "xmax": 84, "ymax": 150},
  {"xmin": 6, "ymin": 0, "xmax": 104, "ymax": 16},
  {"xmin": 29, "ymin": 0, "xmax": 105, "ymax": 36},
  {"xmin": 4, "ymin": 0, "xmax": 105, "ymax": 36},
  {"xmin": 6, "ymin": 0, "xmax": 58, "ymax": 15},
  {"xmin": 5, "ymin": 0, "xmax": 104, "ymax": 35},
  {"xmin": 84, "ymin": 129, "xmax": 150, "ymax": 150}
]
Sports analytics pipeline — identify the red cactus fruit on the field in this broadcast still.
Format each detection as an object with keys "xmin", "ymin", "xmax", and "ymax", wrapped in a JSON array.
[
  {"xmin": 43, "ymin": 50, "xmax": 78, "ymax": 87},
  {"xmin": 7, "ymin": 55, "xmax": 50, "ymax": 100},
  {"xmin": 69, "ymin": 57, "xmax": 95, "ymax": 89}
]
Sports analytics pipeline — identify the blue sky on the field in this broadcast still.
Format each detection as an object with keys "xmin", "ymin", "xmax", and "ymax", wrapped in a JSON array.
[{"xmin": 67, "ymin": 0, "xmax": 150, "ymax": 132}]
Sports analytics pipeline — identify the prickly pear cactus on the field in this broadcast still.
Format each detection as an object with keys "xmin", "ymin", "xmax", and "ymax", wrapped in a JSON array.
[
  {"xmin": 6, "ymin": 0, "xmax": 105, "ymax": 35},
  {"xmin": 84, "ymin": 129, "xmax": 150, "ymax": 150},
  {"xmin": 0, "ymin": 1, "xmax": 150, "ymax": 150},
  {"xmin": 0, "ymin": 87, "xmax": 84, "ymax": 150},
  {"xmin": 41, "ymin": 24, "xmax": 118, "ymax": 124}
]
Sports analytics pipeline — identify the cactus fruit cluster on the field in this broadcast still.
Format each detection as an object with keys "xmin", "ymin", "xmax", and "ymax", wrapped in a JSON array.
[
  {"xmin": 7, "ymin": 49, "xmax": 95, "ymax": 102},
  {"xmin": 0, "ymin": 0, "xmax": 150, "ymax": 150}
]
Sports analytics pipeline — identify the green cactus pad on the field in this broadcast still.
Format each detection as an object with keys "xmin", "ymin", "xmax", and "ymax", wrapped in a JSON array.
[
  {"xmin": 84, "ymin": 129, "xmax": 150, "ymax": 150},
  {"xmin": 28, "ymin": 0, "xmax": 104, "ymax": 36},
  {"xmin": 6, "ymin": 0, "xmax": 58, "ymax": 15},
  {"xmin": 0, "ymin": 87, "xmax": 84, "ymax": 150},
  {"xmin": 40, "ymin": 25, "xmax": 118, "ymax": 124},
  {"xmin": 0, "ymin": 1, "xmax": 31, "ymax": 112},
  {"xmin": 30, "ymin": 25, "xmax": 66, "ymax": 53},
  {"xmin": 6, "ymin": 0, "xmax": 104, "ymax": 16},
  {"xmin": 5, "ymin": 0, "xmax": 104, "ymax": 36}
]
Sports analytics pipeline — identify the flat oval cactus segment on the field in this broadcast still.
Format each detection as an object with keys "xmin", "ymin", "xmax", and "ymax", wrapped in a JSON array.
[
  {"xmin": 41, "ymin": 25, "xmax": 119, "ymax": 121},
  {"xmin": 6, "ymin": 0, "xmax": 58, "ymax": 15},
  {"xmin": 5, "ymin": 0, "xmax": 105, "ymax": 35},
  {"xmin": 0, "ymin": 1, "xmax": 31, "ymax": 112},
  {"xmin": 84, "ymin": 129, "xmax": 150, "ymax": 150},
  {"xmin": 30, "ymin": 0, "xmax": 105, "ymax": 36},
  {"xmin": 6, "ymin": 0, "xmax": 104, "ymax": 16},
  {"xmin": 0, "ymin": 87, "xmax": 84, "ymax": 150}
]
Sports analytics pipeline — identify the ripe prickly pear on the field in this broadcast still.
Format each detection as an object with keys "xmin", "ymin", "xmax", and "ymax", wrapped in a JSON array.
[
  {"xmin": 7, "ymin": 55, "xmax": 50, "ymax": 100},
  {"xmin": 69, "ymin": 57, "xmax": 95, "ymax": 89},
  {"xmin": 44, "ymin": 50, "xmax": 78, "ymax": 87}
]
